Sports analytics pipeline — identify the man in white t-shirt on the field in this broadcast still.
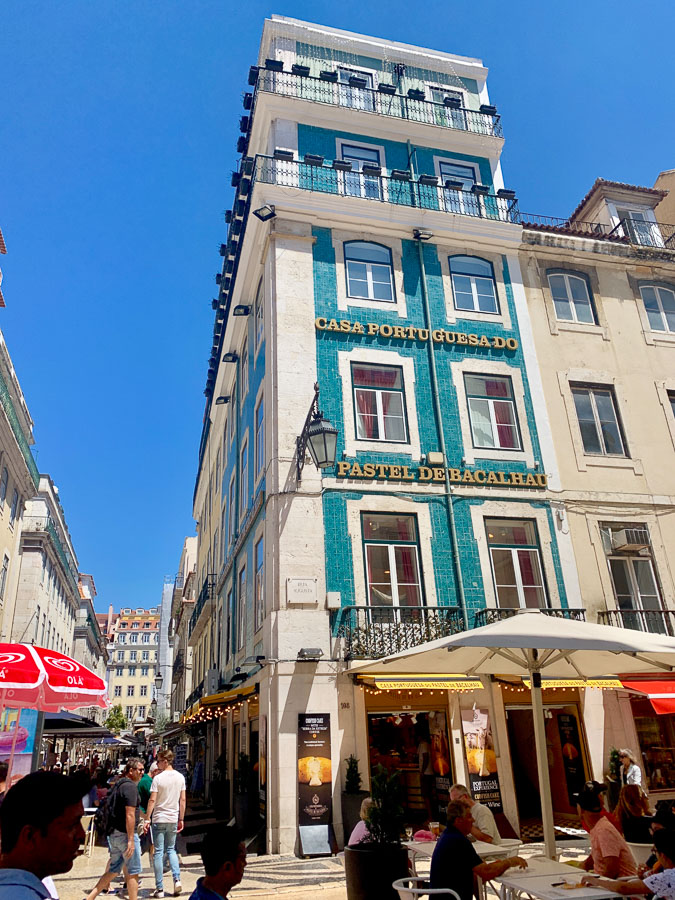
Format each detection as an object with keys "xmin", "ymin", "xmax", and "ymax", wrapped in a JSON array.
[
  {"xmin": 450, "ymin": 784, "xmax": 501, "ymax": 844},
  {"xmin": 144, "ymin": 750, "xmax": 186, "ymax": 898}
]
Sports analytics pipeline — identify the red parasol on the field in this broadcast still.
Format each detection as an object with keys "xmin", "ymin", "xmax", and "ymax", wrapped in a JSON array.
[{"xmin": 0, "ymin": 643, "xmax": 109, "ymax": 712}]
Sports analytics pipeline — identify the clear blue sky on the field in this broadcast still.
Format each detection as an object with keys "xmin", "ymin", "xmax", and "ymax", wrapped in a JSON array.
[{"xmin": 1, "ymin": 1, "xmax": 673, "ymax": 613}]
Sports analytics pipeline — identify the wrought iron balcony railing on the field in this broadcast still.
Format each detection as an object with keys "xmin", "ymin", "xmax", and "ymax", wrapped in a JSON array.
[
  {"xmin": 188, "ymin": 574, "xmax": 216, "ymax": 637},
  {"xmin": 0, "ymin": 369, "xmax": 39, "ymax": 490},
  {"xmin": 598, "ymin": 608, "xmax": 675, "ymax": 636},
  {"xmin": 172, "ymin": 649, "xmax": 185, "ymax": 683},
  {"xmin": 522, "ymin": 214, "xmax": 675, "ymax": 250},
  {"xmin": 255, "ymin": 156, "xmax": 519, "ymax": 223},
  {"xmin": 609, "ymin": 218, "xmax": 675, "ymax": 249},
  {"xmin": 474, "ymin": 607, "xmax": 586, "ymax": 627},
  {"xmin": 22, "ymin": 514, "xmax": 80, "ymax": 596},
  {"xmin": 336, "ymin": 605, "xmax": 464, "ymax": 660},
  {"xmin": 257, "ymin": 69, "xmax": 503, "ymax": 139}
]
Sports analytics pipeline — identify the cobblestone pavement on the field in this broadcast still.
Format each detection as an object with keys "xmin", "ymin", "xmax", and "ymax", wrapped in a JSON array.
[{"xmin": 52, "ymin": 834, "xmax": 590, "ymax": 899}]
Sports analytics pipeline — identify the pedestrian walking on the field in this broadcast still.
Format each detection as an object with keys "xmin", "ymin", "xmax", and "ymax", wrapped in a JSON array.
[
  {"xmin": 619, "ymin": 749, "xmax": 643, "ymax": 786},
  {"xmin": 0, "ymin": 771, "xmax": 86, "ymax": 899},
  {"xmin": 144, "ymin": 749, "xmax": 186, "ymax": 898},
  {"xmin": 188, "ymin": 826, "xmax": 246, "ymax": 899},
  {"xmin": 84, "ymin": 757, "xmax": 145, "ymax": 900}
]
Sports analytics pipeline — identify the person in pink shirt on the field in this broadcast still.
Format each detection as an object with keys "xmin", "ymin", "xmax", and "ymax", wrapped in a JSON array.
[
  {"xmin": 348, "ymin": 797, "xmax": 373, "ymax": 845},
  {"xmin": 577, "ymin": 784, "xmax": 637, "ymax": 878}
]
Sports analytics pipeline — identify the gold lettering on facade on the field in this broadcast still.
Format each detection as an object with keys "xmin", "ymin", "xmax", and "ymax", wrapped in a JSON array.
[
  {"xmin": 335, "ymin": 462, "xmax": 547, "ymax": 489},
  {"xmin": 315, "ymin": 318, "xmax": 520, "ymax": 352}
]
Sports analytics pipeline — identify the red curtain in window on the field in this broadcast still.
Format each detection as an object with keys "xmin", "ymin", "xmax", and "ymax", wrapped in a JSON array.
[
  {"xmin": 494, "ymin": 401, "xmax": 516, "ymax": 448},
  {"xmin": 353, "ymin": 366, "xmax": 399, "ymax": 388},
  {"xmin": 355, "ymin": 389, "xmax": 377, "ymax": 438},
  {"xmin": 484, "ymin": 379, "xmax": 509, "ymax": 398}
]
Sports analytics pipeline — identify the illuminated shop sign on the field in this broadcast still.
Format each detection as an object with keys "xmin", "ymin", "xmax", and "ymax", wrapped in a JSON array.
[{"xmin": 315, "ymin": 317, "xmax": 519, "ymax": 350}]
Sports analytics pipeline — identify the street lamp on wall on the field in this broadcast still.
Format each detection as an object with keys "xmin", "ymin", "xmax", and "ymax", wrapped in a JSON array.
[{"xmin": 296, "ymin": 383, "xmax": 338, "ymax": 481}]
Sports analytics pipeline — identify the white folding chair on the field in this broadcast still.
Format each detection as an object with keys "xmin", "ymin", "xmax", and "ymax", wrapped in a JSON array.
[
  {"xmin": 626, "ymin": 842, "xmax": 653, "ymax": 866},
  {"xmin": 392, "ymin": 877, "xmax": 461, "ymax": 900}
]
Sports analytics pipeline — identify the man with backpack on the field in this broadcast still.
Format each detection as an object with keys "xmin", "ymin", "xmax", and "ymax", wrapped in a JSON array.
[{"xmin": 85, "ymin": 758, "xmax": 145, "ymax": 900}]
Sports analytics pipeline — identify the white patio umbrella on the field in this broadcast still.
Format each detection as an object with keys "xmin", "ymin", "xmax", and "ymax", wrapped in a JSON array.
[{"xmin": 350, "ymin": 609, "xmax": 675, "ymax": 859}]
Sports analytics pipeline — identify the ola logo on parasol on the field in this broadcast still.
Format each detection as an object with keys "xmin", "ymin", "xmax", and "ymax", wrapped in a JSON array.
[
  {"xmin": 0, "ymin": 652, "xmax": 26, "ymax": 666},
  {"xmin": 44, "ymin": 657, "xmax": 80, "ymax": 672}
]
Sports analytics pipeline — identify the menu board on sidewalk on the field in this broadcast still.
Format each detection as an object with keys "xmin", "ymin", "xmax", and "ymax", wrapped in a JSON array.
[
  {"xmin": 173, "ymin": 743, "xmax": 188, "ymax": 775},
  {"xmin": 460, "ymin": 707, "xmax": 503, "ymax": 813},
  {"xmin": 297, "ymin": 713, "xmax": 336, "ymax": 856}
]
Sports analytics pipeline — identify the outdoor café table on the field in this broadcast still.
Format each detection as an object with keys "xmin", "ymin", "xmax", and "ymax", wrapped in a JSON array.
[
  {"xmin": 496, "ymin": 869, "xmax": 624, "ymax": 900},
  {"xmin": 404, "ymin": 839, "xmax": 516, "ymax": 860}
]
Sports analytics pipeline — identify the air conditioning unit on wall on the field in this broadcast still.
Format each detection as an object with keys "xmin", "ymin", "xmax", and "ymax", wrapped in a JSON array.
[
  {"xmin": 612, "ymin": 528, "xmax": 650, "ymax": 552},
  {"xmin": 205, "ymin": 668, "xmax": 219, "ymax": 695}
]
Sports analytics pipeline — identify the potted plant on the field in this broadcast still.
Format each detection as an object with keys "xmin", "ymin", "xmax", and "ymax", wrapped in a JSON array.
[
  {"xmin": 320, "ymin": 70, "xmax": 338, "ymax": 83},
  {"xmin": 341, "ymin": 755, "xmax": 369, "ymax": 842},
  {"xmin": 344, "ymin": 765, "xmax": 409, "ymax": 900},
  {"xmin": 606, "ymin": 746, "xmax": 622, "ymax": 809},
  {"xmin": 210, "ymin": 752, "xmax": 230, "ymax": 820},
  {"xmin": 292, "ymin": 63, "xmax": 310, "ymax": 77},
  {"xmin": 378, "ymin": 83, "xmax": 397, "ymax": 95},
  {"xmin": 265, "ymin": 58, "xmax": 284, "ymax": 72},
  {"xmin": 408, "ymin": 88, "xmax": 425, "ymax": 101}
]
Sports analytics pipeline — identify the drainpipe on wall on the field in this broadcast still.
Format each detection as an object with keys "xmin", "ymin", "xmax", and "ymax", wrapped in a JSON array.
[{"xmin": 414, "ymin": 235, "xmax": 469, "ymax": 631}]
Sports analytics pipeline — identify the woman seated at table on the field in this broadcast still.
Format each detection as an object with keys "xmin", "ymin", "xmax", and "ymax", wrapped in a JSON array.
[
  {"xmin": 614, "ymin": 784, "xmax": 653, "ymax": 843},
  {"xmin": 582, "ymin": 828, "xmax": 675, "ymax": 898},
  {"xmin": 348, "ymin": 797, "xmax": 373, "ymax": 845}
]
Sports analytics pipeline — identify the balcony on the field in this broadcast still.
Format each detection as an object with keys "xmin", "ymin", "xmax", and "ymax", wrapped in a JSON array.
[
  {"xmin": 188, "ymin": 574, "xmax": 216, "ymax": 637},
  {"xmin": 255, "ymin": 156, "xmax": 518, "ymax": 223},
  {"xmin": 0, "ymin": 369, "xmax": 39, "ymax": 490},
  {"xmin": 256, "ymin": 69, "xmax": 503, "ymax": 139},
  {"xmin": 598, "ymin": 608, "xmax": 675, "ymax": 636},
  {"xmin": 172, "ymin": 649, "xmax": 185, "ymax": 683},
  {"xmin": 22, "ymin": 514, "xmax": 80, "ymax": 596},
  {"xmin": 522, "ymin": 214, "xmax": 675, "ymax": 250},
  {"xmin": 474, "ymin": 607, "xmax": 586, "ymax": 628},
  {"xmin": 336, "ymin": 605, "xmax": 464, "ymax": 660}
]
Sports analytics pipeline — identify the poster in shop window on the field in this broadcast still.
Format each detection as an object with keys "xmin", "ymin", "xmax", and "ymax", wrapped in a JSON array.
[
  {"xmin": 557, "ymin": 713, "xmax": 585, "ymax": 804},
  {"xmin": 297, "ymin": 713, "xmax": 332, "ymax": 826},
  {"xmin": 460, "ymin": 707, "xmax": 503, "ymax": 813}
]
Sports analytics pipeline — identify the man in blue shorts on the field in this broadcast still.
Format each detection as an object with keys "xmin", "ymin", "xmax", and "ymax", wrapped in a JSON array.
[{"xmin": 85, "ymin": 758, "xmax": 145, "ymax": 900}]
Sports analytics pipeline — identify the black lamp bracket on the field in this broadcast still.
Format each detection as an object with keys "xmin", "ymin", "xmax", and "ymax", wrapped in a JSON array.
[{"xmin": 296, "ymin": 382, "xmax": 322, "ymax": 481}]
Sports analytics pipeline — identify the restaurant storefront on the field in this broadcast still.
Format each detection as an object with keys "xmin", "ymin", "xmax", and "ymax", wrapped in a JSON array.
[{"xmin": 622, "ymin": 680, "xmax": 675, "ymax": 797}]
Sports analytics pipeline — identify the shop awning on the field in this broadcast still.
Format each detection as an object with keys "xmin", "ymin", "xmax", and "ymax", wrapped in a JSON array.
[
  {"xmin": 182, "ymin": 683, "xmax": 259, "ymax": 723},
  {"xmin": 621, "ymin": 679, "xmax": 675, "ymax": 714},
  {"xmin": 522, "ymin": 678, "xmax": 623, "ymax": 690}
]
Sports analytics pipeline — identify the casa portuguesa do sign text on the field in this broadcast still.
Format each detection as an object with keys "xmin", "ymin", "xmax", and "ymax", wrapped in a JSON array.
[{"xmin": 315, "ymin": 317, "xmax": 519, "ymax": 350}]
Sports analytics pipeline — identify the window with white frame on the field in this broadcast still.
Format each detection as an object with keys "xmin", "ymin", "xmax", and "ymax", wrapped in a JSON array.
[
  {"xmin": 254, "ymin": 536, "xmax": 264, "ymax": 631},
  {"xmin": 548, "ymin": 271, "xmax": 596, "ymax": 324},
  {"xmin": 341, "ymin": 144, "xmax": 382, "ymax": 200},
  {"xmin": 486, "ymin": 518, "xmax": 547, "ymax": 609},
  {"xmin": 140, "ymin": 684, "xmax": 147, "ymax": 697},
  {"xmin": 116, "ymin": 650, "xmax": 124, "ymax": 661},
  {"xmin": 228, "ymin": 474, "xmax": 236, "ymax": 545},
  {"xmin": 362, "ymin": 513, "xmax": 423, "ymax": 607},
  {"xmin": 640, "ymin": 284, "xmax": 675, "ymax": 333},
  {"xmin": 115, "ymin": 667, "xmax": 123, "ymax": 677},
  {"xmin": 255, "ymin": 396, "xmax": 264, "ymax": 477},
  {"xmin": 129, "ymin": 650, "xmax": 137, "ymax": 661},
  {"xmin": 344, "ymin": 241, "xmax": 394, "ymax": 302},
  {"xmin": 352, "ymin": 363, "xmax": 407, "ymax": 442},
  {"xmin": 571, "ymin": 384, "xmax": 628, "ymax": 457},
  {"xmin": 464, "ymin": 374, "xmax": 521, "ymax": 450},
  {"xmin": 138, "ymin": 706, "xmax": 146, "ymax": 718},
  {"xmin": 129, "ymin": 634, "xmax": 138, "ymax": 644},
  {"xmin": 142, "ymin": 651, "xmax": 149, "ymax": 661},
  {"xmin": 240, "ymin": 337, "xmax": 249, "ymax": 400},
  {"xmin": 600, "ymin": 523, "xmax": 664, "ymax": 633},
  {"xmin": 127, "ymin": 685, "xmax": 134, "ymax": 697},
  {"xmin": 125, "ymin": 705, "xmax": 134, "ymax": 719},
  {"xmin": 114, "ymin": 685, "xmax": 122, "ymax": 697},
  {"xmin": 141, "ymin": 666, "xmax": 149, "ymax": 676},
  {"xmin": 439, "ymin": 161, "xmax": 479, "ymax": 215},
  {"xmin": 128, "ymin": 666, "xmax": 136, "ymax": 676},
  {"xmin": 240, "ymin": 438, "xmax": 249, "ymax": 516},
  {"xmin": 132, "ymin": 621, "xmax": 139, "ymax": 629},
  {"xmin": 254, "ymin": 278, "xmax": 264, "ymax": 351},
  {"xmin": 118, "ymin": 633, "xmax": 126, "ymax": 644},
  {"xmin": 338, "ymin": 67, "xmax": 375, "ymax": 111},
  {"xmin": 616, "ymin": 208, "xmax": 662, "ymax": 247},
  {"xmin": 449, "ymin": 256, "xmax": 499, "ymax": 314},
  {"xmin": 237, "ymin": 566, "xmax": 246, "ymax": 649},
  {"xmin": 141, "ymin": 633, "xmax": 150, "ymax": 644},
  {"xmin": 429, "ymin": 87, "xmax": 466, "ymax": 129}
]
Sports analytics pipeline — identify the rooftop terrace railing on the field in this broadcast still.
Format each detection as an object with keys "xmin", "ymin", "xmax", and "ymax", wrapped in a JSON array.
[
  {"xmin": 254, "ymin": 155, "xmax": 519, "ymax": 222},
  {"xmin": 522, "ymin": 213, "xmax": 675, "ymax": 249},
  {"xmin": 609, "ymin": 218, "xmax": 675, "ymax": 249},
  {"xmin": 257, "ymin": 69, "xmax": 503, "ymax": 139}
]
